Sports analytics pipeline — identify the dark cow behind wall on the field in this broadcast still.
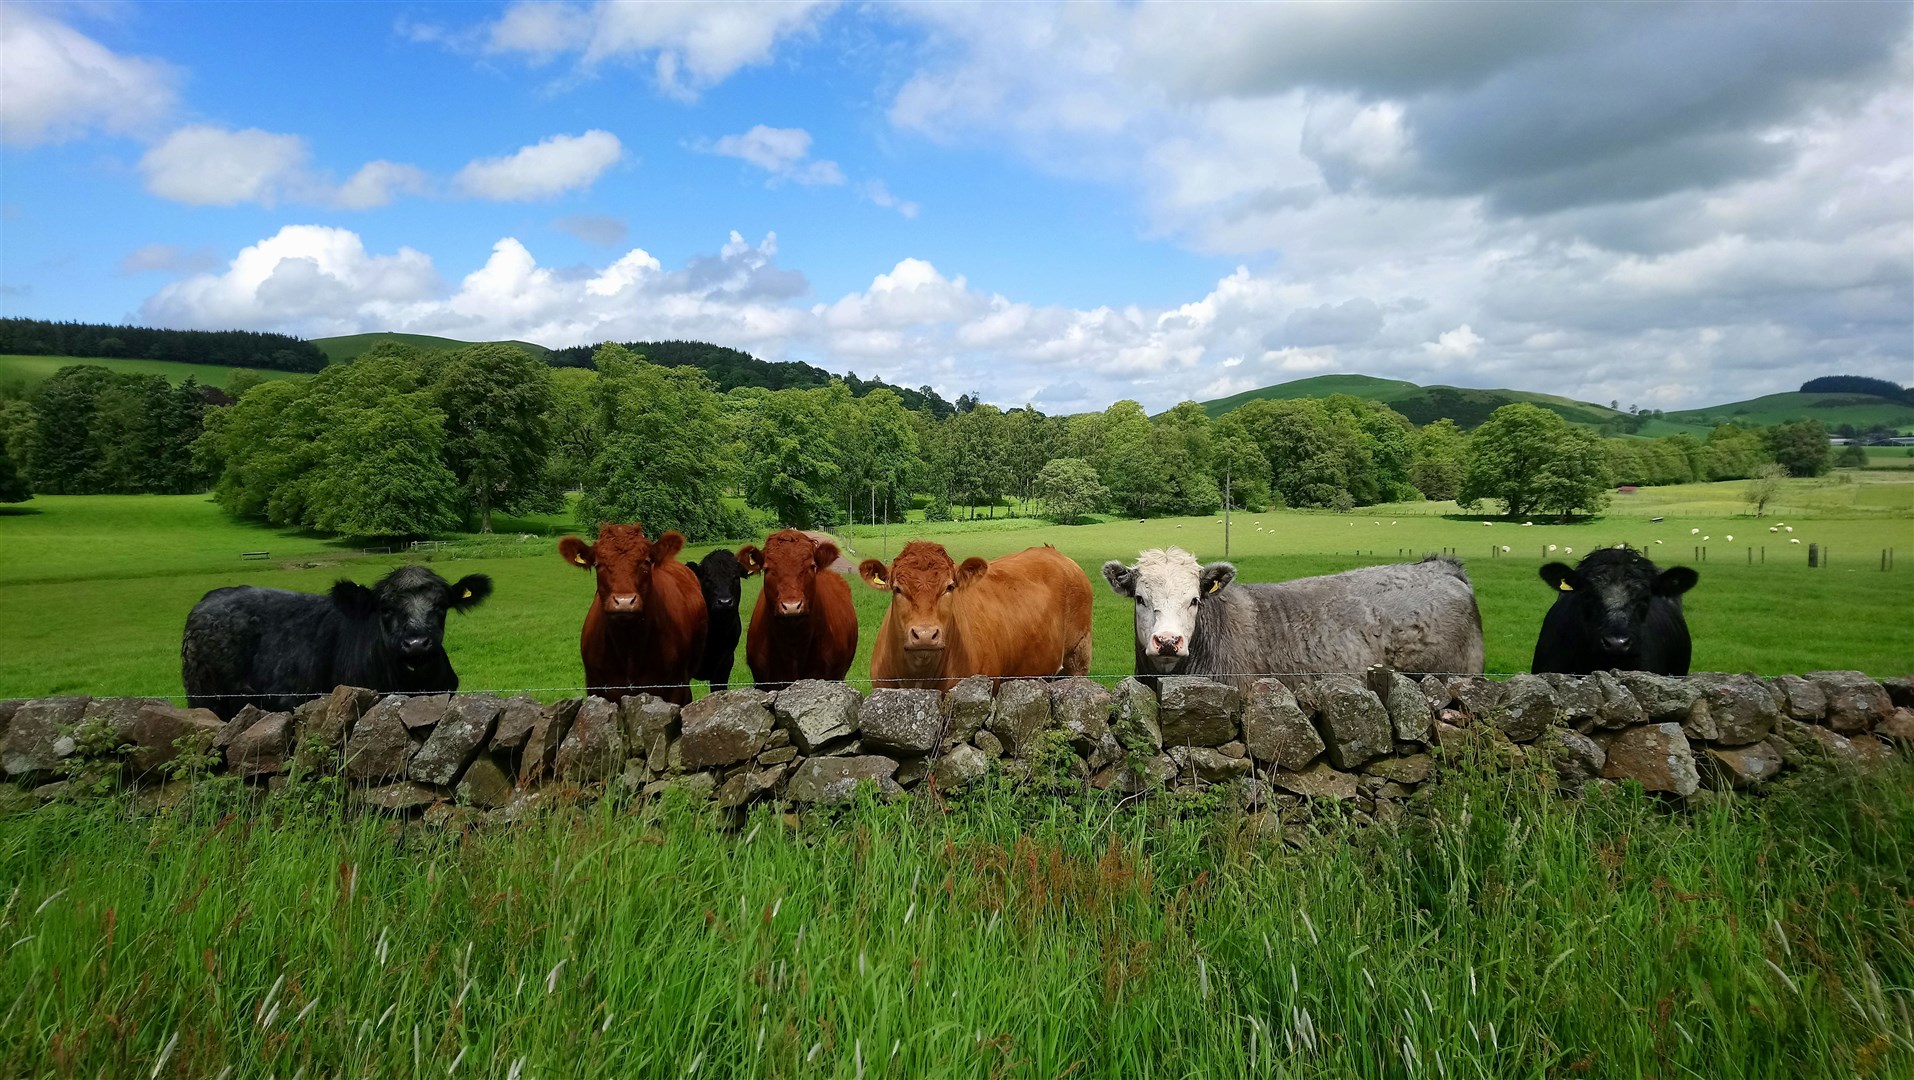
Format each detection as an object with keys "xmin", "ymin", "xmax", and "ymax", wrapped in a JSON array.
[
  {"xmin": 690, "ymin": 548, "xmax": 753, "ymax": 690},
  {"xmin": 182, "ymin": 565, "xmax": 493, "ymax": 720},
  {"xmin": 739, "ymin": 529, "xmax": 858, "ymax": 689},
  {"xmin": 561, "ymin": 524, "xmax": 708, "ymax": 705},
  {"xmin": 1532, "ymin": 547, "xmax": 1697, "ymax": 676}
]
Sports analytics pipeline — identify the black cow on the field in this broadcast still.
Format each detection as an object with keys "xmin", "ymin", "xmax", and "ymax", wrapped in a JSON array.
[
  {"xmin": 1531, "ymin": 547, "xmax": 1697, "ymax": 676},
  {"xmin": 182, "ymin": 565, "xmax": 493, "ymax": 719},
  {"xmin": 690, "ymin": 548, "xmax": 754, "ymax": 690}
]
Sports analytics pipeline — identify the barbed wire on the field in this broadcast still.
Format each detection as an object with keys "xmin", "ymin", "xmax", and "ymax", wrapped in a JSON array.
[{"xmin": 12, "ymin": 669, "xmax": 1541, "ymax": 702}]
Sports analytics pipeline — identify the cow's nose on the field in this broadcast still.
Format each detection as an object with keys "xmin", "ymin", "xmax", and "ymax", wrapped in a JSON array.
[
  {"xmin": 779, "ymin": 599, "xmax": 806, "ymax": 616},
  {"xmin": 1152, "ymin": 633, "xmax": 1184, "ymax": 656},
  {"xmin": 1601, "ymin": 633, "xmax": 1633, "ymax": 653},
  {"xmin": 908, "ymin": 624, "xmax": 942, "ymax": 646},
  {"xmin": 608, "ymin": 593, "xmax": 639, "ymax": 612},
  {"xmin": 399, "ymin": 636, "xmax": 432, "ymax": 656}
]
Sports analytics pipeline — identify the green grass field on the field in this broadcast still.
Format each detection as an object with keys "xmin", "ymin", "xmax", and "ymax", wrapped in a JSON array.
[
  {"xmin": 1639, "ymin": 391, "xmax": 1914, "ymax": 438},
  {"xmin": 1, "ymin": 752, "xmax": 1909, "ymax": 1078},
  {"xmin": 2, "ymin": 475, "xmax": 1910, "ymax": 700},
  {"xmin": 0, "ymin": 354, "xmax": 309, "ymax": 391}
]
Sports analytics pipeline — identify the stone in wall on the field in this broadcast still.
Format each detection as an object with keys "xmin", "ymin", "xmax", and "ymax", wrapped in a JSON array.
[
  {"xmin": 1700, "ymin": 741, "xmax": 1783, "ymax": 790},
  {"xmin": 1688, "ymin": 674, "xmax": 1779, "ymax": 747},
  {"xmin": 411, "ymin": 694, "xmax": 500, "ymax": 786},
  {"xmin": 455, "ymin": 754, "xmax": 514, "ymax": 808},
  {"xmin": 1050, "ymin": 678, "xmax": 1112, "ymax": 756},
  {"xmin": 774, "ymin": 681, "xmax": 859, "ymax": 754},
  {"xmin": 1772, "ymin": 676, "xmax": 1828, "ymax": 723},
  {"xmin": 859, "ymin": 689, "xmax": 943, "ymax": 756},
  {"xmin": 1371, "ymin": 670, "xmax": 1433, "ymax": 745},
  {"xmin": 1878, "ymin": 707, "xmax": 1914, "ymax": 745},
  {"xmin": 226, "ymin": 711, "xmax": 293, "ymax": 777},
  {"xmin": 1804, "ymin": 671, "xmax": 1892, "ymax": 734},
  {"xmin": 1883, "ymin": 677, "xmax": 1914, "ymax": 711},
  {"xmin": 345, "ymin": 697, "xmax": 418, "ymax": 783},
  {"xmin": 356, "ymin": 781, "xmax": 445, "ymax": 813},
  {"xmin": 1589, "ymin": 671, "xmax": 1645, "ymax": 729},
  {"xmin": 1241, "ymin": 679, "xmax": 1322, "ymax": 770},
  {"xmin": 1540, "ymin": 674, "xmax": 1602, "ymax": 731},
  {"xmin": 989, "ymin": 679, "xmax": 1053, "ymax": 757},
  {"xmin": 1361, "ymin": 753, "xmax": 1433, "ymax": 785},
  {"xmin": 399, "ymin": 694, "xmax": 452, "ymax": 732},
  {"xmin": 491, "ymin": 695, "xmax": 543, "ymax": 751},
  {"xmin": 1167, "ymin": 745, "xmax": 1251, "ymax": 783},
  {"xmin": 1446, "ymin": 676, "xmax": 1502, "ymax": 721},
  {"xmin": 681, "ymin": 689, "xmax": 774, "ymax": 769},
  {"xmin": 1310, "ymin": 675, "xmax": 1391, "ymax": 770},
  {"xmin": 1271, "ymin": 762, "xmax": 1358, "ymax": 801},
  {"xmin": 1536, "ymin": 728, "xmax": 1605, "ymax": 791},
  {"xmin": 121, "ymin": 702, "xmax": 224, "ymax": 780},
  {"xmin": 785, "ymin": 755, "xmax": 902, "ymax": 805},
  {"xmin": 518, "ymin": 699, "xmax": 581, "ymax": 787},
  {"xmin": 1600, "ymin": 723, "xmax": 1699, "ymax": 796},
  {"xmin": 213, "ymin": 704, "xmax": 265, "ymax": 753},
  {"xmin": 1493, "ymin": 675, "xmax": 1557, "ymax": 743},
  {"xmin": 944, "ymin": 676, "xmax": 994, "ymax": 743},
  {"xmin": 1615, "ymin": 672, "xmax": 1701, "ymax": 726},
  {"xmin": 1158, "ymin": 677, "xmax": 1240, "ymax": 747},
  {"xmin": 717, "ymin": 764, "xmax": 788, "ymax": 809},
  {"xmin": 556, "ymin": 697, "xmax": 625, "ymax": 783},
  {"xmin": 1110, "ymin": 677, "xmax": 1161, "ymax": 752},
  {"xmin": 930, "ymin": 744, "xmax": 989, "ymax": 793}
]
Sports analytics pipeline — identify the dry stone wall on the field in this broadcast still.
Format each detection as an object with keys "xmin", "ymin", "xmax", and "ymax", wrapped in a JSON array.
[{"xmin": 3, "ymin": 670, "xmax": 1910, "ymax": 819}]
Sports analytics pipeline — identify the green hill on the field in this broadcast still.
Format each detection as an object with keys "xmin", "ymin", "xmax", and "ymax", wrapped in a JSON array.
[
  {"xmin": 0, "ymin": 354, "xmax": 308, "ymax": 390},
  {"xmin": 1199, "ymin": 374, "xmax": 1626, "ymax": 428},
  {"xmin": 1638, "ymin": 391, "xmax": 1914, "ymax": 437},
  {"xmin": 311, "ymin": 333, "xmax": 552, "ymax": 364}
]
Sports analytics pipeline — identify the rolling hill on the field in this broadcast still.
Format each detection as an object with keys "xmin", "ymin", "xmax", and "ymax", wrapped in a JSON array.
[
  {"xmin": 311, "ymin": 333, "xmax": 551, "ymax": 364},
  {"xmin": 1638, "ymin": 391, "xmax": 1914, "ymax": 437},
  {"xmin": 0, "ymin": 354, "xmax": 309, "ymax": 391},
  {"xmin": 1198, "ymin": 373, "xmax": 1627, "ymax": 428}
]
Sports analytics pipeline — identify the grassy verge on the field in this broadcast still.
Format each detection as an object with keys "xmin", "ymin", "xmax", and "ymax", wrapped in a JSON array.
[
  {"xmin": 0, "ymin": 354, "xmax": 307, "ymax": 391},
  {"xmin": 1, "ymin": 757, "xmax": 1909, "ymax": 1078}
]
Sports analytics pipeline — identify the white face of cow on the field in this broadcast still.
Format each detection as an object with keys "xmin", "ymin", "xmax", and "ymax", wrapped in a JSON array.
[{"xmin": 1102, "ymin": 548, "xmax": 1235, "ymax": 672}]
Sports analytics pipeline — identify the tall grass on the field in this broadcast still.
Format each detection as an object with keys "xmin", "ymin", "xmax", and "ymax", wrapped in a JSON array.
[{"xmin": 2, "ymin": 756, "xmax": 1909, "ymax": 1078}]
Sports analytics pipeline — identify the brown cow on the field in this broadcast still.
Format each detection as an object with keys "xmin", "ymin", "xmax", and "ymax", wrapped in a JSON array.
[
  {"xmin": 738, "ymin": 529, "xmax": 858, "ymax": 689},
  {"xmin": 559, "ymin": 524, "xmax": 708, "ymax": 705},
  {"xmin": 858, "ymin": 541, "xmax": 1093, "ymax": 692}
]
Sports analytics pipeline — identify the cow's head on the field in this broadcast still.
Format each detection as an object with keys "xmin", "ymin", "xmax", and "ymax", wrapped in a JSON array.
[
  {"xmin": 860, "ymin": 540, "xmax": 986, "ymax": 655},
  {"xmin": 560, "ymin": 523, "xmax": 685, "ymax": 618},
  {"xmin": 693, "ymin": 547, "xmax": 753, "ymax": 615},
  {"xmin": 1102, "ymin": 547, "xmax": 1234, "ymax": 672},
  {"xmin": 330, "ymin": 565, "xmax": 492, "ymax": 665},
  {"xmin": 748, "ymin": 529, "xmax": 838, "ymax": 618},
  {"xmin": 1540, "ymin": 547, "xmax": 1697, "ymax": 659}
]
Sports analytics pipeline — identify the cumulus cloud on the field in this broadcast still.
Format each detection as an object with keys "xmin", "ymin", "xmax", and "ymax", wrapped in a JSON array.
[
  {"xmin": 426, "ymin": 0, "xmax": 835, "ymax": 100},
  {"xmin": 454, "ymin": 130, "xmax": 623, "ymax": 200},
  {"xmin": 0, "ymin": 8, "xmax": 178, "ymax": 146},
  {"xmin": 139, "ymin": 225, "xmax": 440, "ymax": 335},
  {"xmin": 139, "ymin": 126, "xmax": 312, "ymax": 207},
  {"xmin": 702, "ymin": 125, "xmax": 843, "ymax": 185}
]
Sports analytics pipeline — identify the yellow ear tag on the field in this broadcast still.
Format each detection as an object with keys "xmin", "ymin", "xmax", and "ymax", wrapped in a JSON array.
[
  {"xmin": 572, "ymin": 554, "xmax": 588, "ymax": 566},
  {"xmin": 1558, "ymin": 580, "xmax": 1574, "ymax": 591},
  {"xmin": 873, "ymin": 573, "xmax": 887, "ymax": 588},
  {"xmin": 461, "ymin": 588, "xmax": 473, "ymax": 599},
  {"xmin": 1208, "ymin": 580, "xmax": 1222, "ymax": 594}
]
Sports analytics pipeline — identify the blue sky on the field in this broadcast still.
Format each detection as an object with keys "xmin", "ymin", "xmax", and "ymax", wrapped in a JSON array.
[{"xmin": 3, "ymin": 2, "xmax": 1909, "ymax": 413}]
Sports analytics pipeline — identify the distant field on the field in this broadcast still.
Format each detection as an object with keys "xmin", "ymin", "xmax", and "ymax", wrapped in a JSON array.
[
  {"xmin": 312, "ymin": 332, "xmax": 552, "ymax": 364},
  {"xmin": 1863, "ymin": 446, "xmax": 1914, "ymax": 469},
  {"xmin": 1639, "ymin": 391, "xmax": 1914, "ymax": 437},
  {"xmin": 0, "ymin": 354, "xmax": 308, "ymax": 390},
  {"xmin": 2, "ymin": 474, "xmax": 1909, "ymax": 700},
  {"xmin": 1198, "ymin": 372, "xmax": 1625, "ymax": 428}
]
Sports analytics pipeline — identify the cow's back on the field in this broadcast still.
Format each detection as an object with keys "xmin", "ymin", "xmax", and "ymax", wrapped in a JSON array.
[
  {"xmin": 182, "ymin": 586, "xmax": 337, "ymax": 718},
  {"xmin": 1189, "ymin": 559, "xmax": 1483, "ymax": 690},
  {"xmin": 947, "ymin": 546, "xmax": 1094, "ymax": 685}
]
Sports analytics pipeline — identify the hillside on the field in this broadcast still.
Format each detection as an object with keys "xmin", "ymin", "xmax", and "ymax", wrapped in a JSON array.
[
  {"xmin": 1199, "ymin": 373, "xmax": 1626, "ymax": 428},
  {"xmin": 0, "ymin": 354, "xmax": 307, "ymax": 390},
  {"xmin": 1639, "ymin": 391, "xmax": 1914, "ymax": 437},
  {"xmin": 312, "ymin": 332, "xmax": 552, "ymax": 364}
]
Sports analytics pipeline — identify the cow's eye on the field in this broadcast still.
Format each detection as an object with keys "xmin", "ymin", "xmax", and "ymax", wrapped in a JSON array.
[
  {"xmin": 1189, "ymin": 598, "xmax": 1199, "ymax": 607},
  {"xmin": 945, "ymin": 581, "xmax": 955, "ymax": 592}
]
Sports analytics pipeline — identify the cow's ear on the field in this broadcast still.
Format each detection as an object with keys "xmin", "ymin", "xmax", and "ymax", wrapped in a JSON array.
[
  {"xmin": 1101, "ymin": 561, "xmax": 1137, "ymax": 596},
  {"xmin": 737, "ymin": 545, "xmax": 764, "ymax": 577},
  {"xmin": 330, "ymin": 579, "xmax": 377, "ymax": 617},
  {"xmin": 653, "ymin": 531, "xmax": 686, "ymax": 563},
  {"xmin": 813, "ymin": 542, "xmax": 840, "ymax": 571},
  {"xmin": 956, "ymin": 556, "xmax": 989, "ymax": 588},
  {"xmin": 1656, "ymin": 567, "xmax": 1698, "ymax": 596},
  {"xmin": 1539, "ymin": 562, "xmax": 1576, "ymax": 591},
  {"xmin": 1200, "ymin": 562, "xmax": 1236, "ymax": 597},
  {"xmin": 559, "ymin": 536, "xmax": 595, "ymax": 569},
  {"xmin": 859, "ymin": 559, "xmax": 891, "ymax": 590},
  {"xmin": 449, "ymin": 574, "xmax": 493, "ymax": 611}
]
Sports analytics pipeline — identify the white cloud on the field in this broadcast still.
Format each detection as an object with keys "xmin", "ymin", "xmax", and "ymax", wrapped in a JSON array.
[
  {"xmin": 458, "ymin": 1, "xmax": 834, "ymax": 100},
  {"xmin": 860, "ymin": 179, "xmax": 920, "ymax": 219},
  {"xmin": 335, "ymin": 161, "xmax": 432, "ymax": 209},
  {"xmin": 1423, "ymin": 324, "xmax": 1483, "ymax": 360},
  {"xmin": 0, "ymin": 8, "xmax": 178, "ymax": 146},
  {"xmin": 703, "ymin": 125, "xmax": 843, "ymax": 185},
  {"xmin": 139, "ymin": 126, "xmax": 313, "ymax": 207},
  {"xmin": 454, "ymin": 130, "xmax": 623, "ymax": 200},
  {"xmin": 140, "ymin": 225, "xmax": 440, "ymax": 335}
]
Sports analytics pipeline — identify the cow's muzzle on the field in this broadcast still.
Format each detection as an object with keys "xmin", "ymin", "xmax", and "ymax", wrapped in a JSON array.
[
  {"xmin": 777, "ymin": 599, "xmax": 808, "ymax": 617},
  {"xmin": 906, "ymin": 624, "xmax": 944, "ymax": 650},
  {"xmin": 605, "ymin": 593, "xmax": 642, "ymax": 615}
]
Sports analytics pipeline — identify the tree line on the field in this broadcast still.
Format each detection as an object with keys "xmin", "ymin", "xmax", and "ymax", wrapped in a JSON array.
[
  {"xmin": 546, "ymin": 338, "xmax": 957, "ymax": 418},
  {"xmin": 2, "ymin": 342, "xmax": 1841, "ymax": 531},
  {"xmin": 0, "ymin": 319, "xmax": 328, "ymax": 374}
]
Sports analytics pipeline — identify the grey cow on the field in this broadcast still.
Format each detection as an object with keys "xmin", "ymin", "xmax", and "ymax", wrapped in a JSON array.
[{"xmin": 1102, "ymin": 547, "xmax": 1485, "ymax": 691}]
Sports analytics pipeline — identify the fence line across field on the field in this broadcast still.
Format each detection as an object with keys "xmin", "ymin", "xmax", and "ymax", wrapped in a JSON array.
[{"xmin": 40, "ymin": 670, "xmax": 1540, "ymax": 702}]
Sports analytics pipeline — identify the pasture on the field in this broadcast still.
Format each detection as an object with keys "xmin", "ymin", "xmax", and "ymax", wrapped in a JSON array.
[
  {"xmin": 0, "ymin": 353, "xmax": 305, "ymax": 390},
  {"xmin": 1, "ymin": 476, "xmax": 1909, "ymax": 701}
]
